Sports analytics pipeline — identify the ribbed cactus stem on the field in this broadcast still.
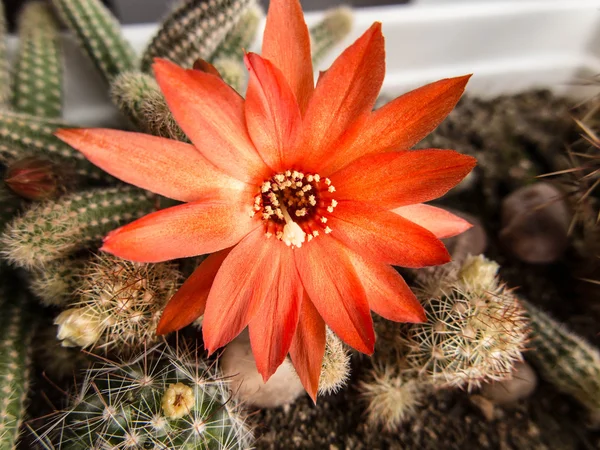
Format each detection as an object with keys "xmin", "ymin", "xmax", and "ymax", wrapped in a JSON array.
[
  {"xmin": 522, "ymin": 300, "xmax": 600, "ymax": 420},
  {"xmin": 0, "ymin": 1, "xmax": 10, "ymax": 107},
  {"xmin": 29, "ymin": 257, "xmax": 86, "ymax": 306},
  {"xmin": 110, "ymin": 71, "xmax": 187, "ymax": 141},
  {"xmin": 0, "ymin": 111, "xmax": 114, "ymax": 184},
  {"xmin": 0, "ymin": 186, "xmax": 156, "ymax": 269},
  {"xmin": 0, "ymin": 284, "xmax": 37, "ymax": 450},
  {"xmin": 210, "ymin": 3, "xmax": 263, "ymax": 62},
  {"xmin": 140, "ymin": 0, "xmax": 253, "ymax": 72},
  {"xmin": 310, "ymin": 7, "xmax": 353, "ymax": 67},
  {"xmin": 12, "ymin": 2, "xmax": 63, "ymax": 118},
  {"xmin": 51, "ymin": 0, "xmax": 136, "ymax": 83}
]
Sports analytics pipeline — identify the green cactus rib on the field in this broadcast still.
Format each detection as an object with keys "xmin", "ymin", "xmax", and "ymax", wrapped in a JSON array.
[
  {"xmin": 0, "ymin": 186, "xmax": 156, "ymax": 269},
  {"xmin": 522, "ymin": 300, "xmax": 600, "ymax": 417},
  {"xmin": 310, "ymin": 7, "xmax": 353, "ymax": 68},
  {"xmin": 29, "ymin": 257, "xmax": 87, "ymax": 307},
  {"xmin": 0, "ymin": 1, "xmax": 10, "ymax": 107},
  {"xmin": 0, "ymin": 111, "xmax": 114, "ymax": 184},
  {"xmin": 210, "ymin": 3, "xmax": 263, "ymax": 63},
  {"xmin": 51, "ymin": 0, "xmax": 136, "ymax": 83},
  {"xmin": 0, "ymin": 283, "xmax": 37, "ymax": 450},
  {"xmin": 140, "ymin": 0, "xmax": 253, "ymax": 72},
  {"xmin": 12, "ymin": 2, "xmax": 63, "ymax": 118}
]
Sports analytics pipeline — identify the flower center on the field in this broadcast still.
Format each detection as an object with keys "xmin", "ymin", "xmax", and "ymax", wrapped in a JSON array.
[{"xmin": 252, "ymin": 170, "xmax": 338, "ymax": 248}]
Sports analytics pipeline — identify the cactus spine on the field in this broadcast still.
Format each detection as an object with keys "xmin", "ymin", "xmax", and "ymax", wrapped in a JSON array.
[
  {"xmin": 318, "ymin": 329, "xmax": 351, "ymax": 395},
  {"xmin": 0, "ymin": 186, "xmax": 156, "ymax": 269},
  {"xmin": 12, "ymin": 2, "xmax": 63, "ymax": 118},
  {"xmin": 29, "ymin": 257, "xmax": 86, "ymax": 306},
  {"xmin": 0, "ymin": 1, "xmax": 10, "ymax": 107},
  {"xmin": 523, "ymin": 300, "xmax": 600, "ymax": 421},
  {"xmin": 0, "ymin": 281, "xmax": 37, "ymax": 450},
  {"xmin": 309, "ymin": 7, "xmax": 353, "ymax": 67},
  {"xmin": 51, "ymin": 0, "xmax": 136, "ymax": 83}
]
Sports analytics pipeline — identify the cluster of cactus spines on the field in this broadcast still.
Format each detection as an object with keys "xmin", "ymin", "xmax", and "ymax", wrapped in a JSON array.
[
  {"xmin": 318, "ymin": 329, "xmax": 351, "ymax": 395},
  {"xmin": 209, "ymin": 3, "xmax": 262, "ymax": 63},
  {"xmin": 0, "ymin": 111, "xmax": 114, "ymax": 184},
  {"xmin": 309, "ymin": 7, "xmax": 353, "ymax": 67},
  {"xmin": 140, "ymin": 0, "xmax": 254, "ymax": 73},
  {"xmin": 12, "ymin": 2, "xmax": 63, "ymax": 118},
  {"xmin": 29, "ymin": 257, "xmax": 86, "ymax": 307},
  {"xmin": 54, "ymin": 254, "xmax": 181, "ymax": 351},
  {"xmin": 359, "ymin": 366, "xmax": 427, "ymax": 431},
  {"xmin": 522, "ymin": 300, "xmax": 600, "ymax": 422},
  {"xmin": 399, "ymin": 255, "xmax": 529, "ymax": 390},
  {"xmin": 36, "ymin": 342, "xmax": 253, "ymax": 449},
  {"xmin": 0, "ymin": 186, "xmax": 156, "ymax": 269},
  {"xmin": 0, "ymin": 282, "xmax": 37, "ymax": 450},
  {"xmin": 51, "ymin": 0, "xmax": 136, "ymax": 84},
  {"xmin": 0, "ymin": 1, "xmax": 10, "ymax": 108}
]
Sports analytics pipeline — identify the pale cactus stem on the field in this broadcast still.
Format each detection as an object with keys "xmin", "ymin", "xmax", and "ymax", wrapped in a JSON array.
[
  {"xmin": 522, "ymin": 300, "xmax": 600, "ymax": 421},
  {"xmin": 212, "ymin": 56, "xmax": 246, "ymax": 93},
  {"xmin": 310, "ymin": 7, "xmax": 353, "ymax": 67},
  {"xmin": 0, "ymin": 281, "xmax": 37, "ymax": 450},
  {"xmin": 0, "ymin": 1, "xmax": 10, "ymax": 107},
  {"xmin": 29, "ymin": 257, "xmax": 87, "ymax": 307},
  {"xmin": 0, "ymin": 186, "xmax": 156, "ymax": 269},
  {"xmin": 319, "ymin": 328, "xmax": 351, "ymax": 395},
  {"xmin": 140, "ymin": 0, "xmax": 254, "ymax": 72},
  {"xmin": 12, "ymin": 2, "xmax": 63, "ymax": 118},
  {"xmin": 51, "ymin": 0, "xmax": 136, "ymax": 83},
  {"xmin": 0, "ymin": 111, "xmax": 114, "ymax": 184},
  {"xmin": 209, "ymin": 3, "xmax": 263, "ymax": 62}
]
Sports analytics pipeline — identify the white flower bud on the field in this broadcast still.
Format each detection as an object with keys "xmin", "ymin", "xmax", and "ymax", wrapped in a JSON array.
[{"xmin": 54, "ymin": 308, "xmax": 105, "ymax": 348}]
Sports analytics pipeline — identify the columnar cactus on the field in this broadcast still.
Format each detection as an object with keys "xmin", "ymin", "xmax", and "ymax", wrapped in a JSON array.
[
  {"xmin": 140, "ymin": 0, "xmax": 254, "ymax": 72},
  {"xmin": 0, "ymin": 281, "xmax": 37, "ymax": 450},
  {"xmin": 309, "ymin": 7, "xmax": 353, "ymax": 67},
  {"xmin": 318, "ymin": 329, "xmax": 351, "ymax": 395},
  {"xmin": 0, "ymin": 186, "xmax": 156, "ymax": 269},
  {"xmin": 0, "ymin": 1, "xmax": 10, "ymax": 107},
  {"xmin": 209, "ymin": 3, "xmax": 263, "ymax": 63},
  {"xmin": 51, "ymin": 0, "xmax": 136, "ymax": 83},
  {"xmin": 36, "ymin": 342, "xmax": 253, "ymax": 449},
  {"xmin": 12, "ymin": 2, "xmax": 63, "ymax": 118},
  {"xmin": 522, "ymin": 300, "xmax": 600, "ymax": 421}
]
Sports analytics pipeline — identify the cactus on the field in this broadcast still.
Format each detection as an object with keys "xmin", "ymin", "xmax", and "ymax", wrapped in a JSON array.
[
  {"xmin": 0, "ymin": 186, "xmax": 156, "ymax": 269},
  {"xmin": 140, "ymin": 0, "xmax": 254, "ymax": 72},
  {"xmin": 51, "ymin": 0, "xmax": 136, "ymax": 84},
  {"xmin": 55, "ymin": 254, "xmax": 181, "ymax": 351},
  {"xmin": 0, "ymin": 111, "xmax": 114, "ymax": 184},
  {"xmin": 209, "ymin": 4, "xmax": 263, "ymax": 63},
  {"xmin": 522, "ymin": 300, "xmax": 600, "ymax": 421},
  {"xmin": 29, "ymin": 257, "xmax": 86, "ymax": 306},
  {"xmin": 398, "ymin": 256, "xmax": 529, "ymax": 390},
  {"xmin": 12, "ymin": 2, "xmax": 63, "ymax": 118},
  {"xmin": 309, "ymin": 7, "xmax": 353, "ymax": 67},
  {"xmin": 0, "ymin": 1, "xmax": 10, "ymax": 107},
  {"xmin": 318, "ymin": 329, "xmax": 351, "ymax": 395},
  {"xmin": 0, "ymin": 280, "xmax": 37, "ymax": 450},
  {"xmin": 35, "ymin": 341, "xmax": 253, "ymax": 449}
]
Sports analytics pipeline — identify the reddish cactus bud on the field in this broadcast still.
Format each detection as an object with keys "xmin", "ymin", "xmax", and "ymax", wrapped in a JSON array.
[{"xmin": 4, "ymin": 157, "xmax": 64, "ymax": 200}]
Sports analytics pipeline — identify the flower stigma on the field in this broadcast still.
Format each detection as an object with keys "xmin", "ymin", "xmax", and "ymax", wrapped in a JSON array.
[{"xmin": 253, "ymin": 170, "xmax": 338, "ymax": 247}]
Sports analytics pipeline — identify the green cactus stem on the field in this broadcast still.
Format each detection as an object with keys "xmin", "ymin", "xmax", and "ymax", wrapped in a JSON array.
[
  {"xmin": 212, "ymin": 57, "xmax": 246, "ymax": 93},
  {"xmin": 209, "ymin": 3, "xmax": 263, "ymax": 63},
  {"xmin": 309, "ymin": 7, "xmax": 353, "ymax": 68},
  {"xmin": 0, "ymin": 281, "xmax": 37, "ymax": 450},
  {"xmin": 140, "ymin": 0, "xmax": 254, "ymax": 72},
  {"xmin": 51, "ymin": 0, "xmax": 136, "ymax": 83},
  {"xmin": 12, "ymin": 2, "xmax": 63, "ymax": 118},
  {"xmin": 0, "ymin": 186, "xmax": 156, "ymax": 269},
  {"xmin": 0, "ymin": 1, "xmax": 10, "ymax": 107},
  {"xmin": 29, "ymin": 257, "xmax": 86, "ymax": 307},
  {"xmin": 522, "ymin": 300, "xmax": 600, "ymax": 421},
  {"xmin": 0, "ymin": 111, "xmax": 113, "ymax": 184}
]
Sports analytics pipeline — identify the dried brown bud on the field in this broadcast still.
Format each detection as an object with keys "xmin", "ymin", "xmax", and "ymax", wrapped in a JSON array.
[{"xmin": 4, "ymin": 157, "xmax": 65, "ymax": 200}]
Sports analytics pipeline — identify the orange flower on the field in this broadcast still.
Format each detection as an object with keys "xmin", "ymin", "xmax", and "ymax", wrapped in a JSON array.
[{"xmin": 56, "ymin": 0, "xmax": 476, "ymax": 400}]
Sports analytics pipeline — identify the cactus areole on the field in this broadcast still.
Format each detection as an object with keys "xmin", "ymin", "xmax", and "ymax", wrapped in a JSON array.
[{"xmin": 56, "ymin": 0, "xmax": 476, "ymax": 401}]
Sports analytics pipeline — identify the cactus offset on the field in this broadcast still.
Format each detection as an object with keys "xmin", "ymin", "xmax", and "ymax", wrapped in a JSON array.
[
  {"xmin": 523, "ymin": 300, "xmax": 600, "ymax": 421},
  {"xmin": 51, "ymin": 0, "xmax": 136, "ymax": 83},
  {"xmin": 140, "ymin": 0, "xmax": 254, "ymax": 72},
  {"xmin": 0, "ymin": 186, "xmax": 156, "ymax": 269},
  {"xmin": 12, "ymin": 2, "xmax": 63, "ymax": 118},
  {"xmin": 35, "ymin": 342, "xmax": 253, "ymax": 449},
  {"xmin": 318, "ymin": 329, "xmax": 351, "ymax": 395},
  {"xmin": 309, "ymin": 7, "xmax": 353, "ymax": 67},
  {"xmin": 29, "ymin": 257, "xmax": 86, "ymax": 306}
]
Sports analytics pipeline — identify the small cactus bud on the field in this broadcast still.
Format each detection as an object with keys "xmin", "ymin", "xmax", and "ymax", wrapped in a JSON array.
[
  {"xmin": 458, "ymin": 254, "xmax": 500, "ymax": 294},
  {"xmin": 162, "ymin": 382, "xmax": 195, "ymax": 419},
  {"xmin": 4, "ymin": 156, "xmax": 64, "ymax": 200},
  {"xmin": 54, "ymin": 307, "xmax": 105, "ymax": 348}
]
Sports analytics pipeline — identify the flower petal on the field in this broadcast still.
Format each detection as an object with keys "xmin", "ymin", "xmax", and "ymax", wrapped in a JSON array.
[
  {"xmin": 153, "ymin": 58, "xmax": 268, "ymax": 184},
  {"xmin": 289, "ymin": 293, "xmax": 326, "ymax": 403},
  {"xmin": 244, "ymin": 53, "xmax": 302, "ymax": 172},
  {"xmin": 56, "ymin": 128, "xmax": 250, "ymax": 203},
  {"xmin": 202, "ymin": 228, "xmax": 288, "ymax": 354},
  {"xmin": 328, "ymin": 201, "xmax": 451, "ymax": 267},
  {"xmin": 393, "ymin": 204, "xmax": 472, "ymax": 239},
  {"xmin": 295, "ymin": 236, "xmax": 374, "ymax": 354},
  {"xmin": 262, "ymin": 0, "xmax": 313, "ymax": 114},
  {"xmin": 319, "ymin": 75, "xmax": 471, "ymax": 174},
  {"xmin": 156, "ymin": 249, "xmax": 231, "ymax": 335},
  {"xmin": 248, "ymin": 248, "xmax": 303, "ymax": 381},
  {"xmin": 348, "ymin": 251, "xmax": 425, "ymax": 323},
  {"xmin": 296, "ymin": 22, "xmax": 385, "ymax": 169},
  {"xmin": 332, "ymin": 149, "xmax": 476, "ymax": 209},
  {"xmin": 101, "ymin": 201, "xmax": 257, "ymax": 263}
]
